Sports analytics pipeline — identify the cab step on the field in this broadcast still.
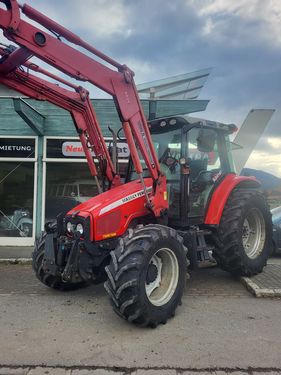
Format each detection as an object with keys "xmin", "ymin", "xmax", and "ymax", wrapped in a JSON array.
[{"xmin": 181, "ymin": 228, "xmax": 215, "ymax": 270}]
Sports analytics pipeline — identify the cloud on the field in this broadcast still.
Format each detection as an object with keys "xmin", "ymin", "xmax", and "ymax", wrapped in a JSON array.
[
  {"xmin": 268, "ymin": 137, "xmax": 281, "ymax": 149},
  {"xmin": 246, "ymin": 149, "xmax": 281, "ymax": 176},
  {"xmin": 56, "ymin": 0, "xmax": 130, "ymax": 39},
  {"xmin": 195, "ymin": 0, "xmax": 281, "ymax": 48},
  {"xmin": 241, "ymin": 135, "xmax": 281, "ymax": 176}
]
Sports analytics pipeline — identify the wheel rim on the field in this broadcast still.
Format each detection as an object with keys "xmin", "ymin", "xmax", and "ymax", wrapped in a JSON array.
[
  {"xmin": 19, "ymin": 224, "xmax": 30, "ymax": 237},
  {"xmin": 145, "ymin": 247, "xmax": 179, "ymax": 306},
  {"xmin": 242, "ymin": 208, "xmax": 266, "ymax": 259}
]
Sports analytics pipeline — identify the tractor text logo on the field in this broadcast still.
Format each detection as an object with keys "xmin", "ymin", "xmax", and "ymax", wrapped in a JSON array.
[
  {"xmin": 62, "ymin": 141, "xmax": 130, "ymax": 158},
  {"xmin": 121, "ymin": 189, "xmax": 148, "ymax": 203},
  {"xmin": 62, "ymin": 143, "xmax": 84, "ymax": 156},
  {"xmin": 0, "ymin": 145, "xmax": 32, "ymax": 151}
]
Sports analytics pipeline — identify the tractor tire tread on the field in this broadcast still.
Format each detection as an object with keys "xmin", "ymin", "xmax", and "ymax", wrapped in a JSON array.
[
  {"xmin": 212, "ymin": 189, "xmax": 272, "ymax": 276},
  {"xmin": 104, "ymin": 224, "xmax": 188, "ymax": 327}
]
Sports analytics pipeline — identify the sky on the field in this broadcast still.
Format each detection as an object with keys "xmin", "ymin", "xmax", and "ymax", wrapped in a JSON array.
[{"xmin": 1, "ymin": 0, "xmax": 281, "ymax": 176}]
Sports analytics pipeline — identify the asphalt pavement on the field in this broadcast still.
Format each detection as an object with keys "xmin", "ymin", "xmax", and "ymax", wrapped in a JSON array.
[{"xmin": 0, "ymin": 262, "xmax": 280, "ymax": 374}]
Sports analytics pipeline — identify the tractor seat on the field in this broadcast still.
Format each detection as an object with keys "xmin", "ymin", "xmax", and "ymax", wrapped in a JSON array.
[{"xmin": 189, "ymin": 159, "xmax": 208, "ymax": 180}]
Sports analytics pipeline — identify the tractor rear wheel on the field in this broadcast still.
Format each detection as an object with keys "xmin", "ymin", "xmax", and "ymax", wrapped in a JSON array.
[
  {"xmin": 104, "ymin": 224, "xmax": 188, "ymax": 327},
  {"xmin": 32, "ymin": 233, "xmax": 86, "ymax": 291},
  {"xmin": 213, "ymin": 189, "xmax": 272, "ymax": 276}
]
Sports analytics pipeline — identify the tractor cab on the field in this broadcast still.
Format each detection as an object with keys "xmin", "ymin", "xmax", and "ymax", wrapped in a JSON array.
[{"xmin": 147, "ymin": 115, "xmax": 237, "ymax": 227}]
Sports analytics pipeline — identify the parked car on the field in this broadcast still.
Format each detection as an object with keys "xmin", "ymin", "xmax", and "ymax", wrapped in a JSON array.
[
  {"xmin": 45, "ymin": 180, "xmax": 99, "ymax": 221},
  {"xmin": 0, "ymin": 207, "xmax": 32, "ymax": 237},
  {"xmin": 271, "ymin": 206, "xmax": 281, "ymax": 255},
  {"xmin": 47, "ymin": 180, "xmax": 99, "ymax": 202}
]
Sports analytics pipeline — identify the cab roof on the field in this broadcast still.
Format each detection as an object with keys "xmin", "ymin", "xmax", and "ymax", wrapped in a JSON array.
[{"xmin": 148, "ymin": 114, "xmax": 237, "ymax": 135}]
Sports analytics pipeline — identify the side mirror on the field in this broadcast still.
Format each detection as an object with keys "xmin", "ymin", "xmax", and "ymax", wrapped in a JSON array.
[{"xmin": 197, "ymin": 129, "xmax": 216, "ymax": 153}]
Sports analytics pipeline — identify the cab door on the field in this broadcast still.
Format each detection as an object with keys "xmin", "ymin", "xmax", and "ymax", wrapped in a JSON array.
[{"xmin": 186, "ymin": 127, "xmax": 222, "ymax": 222}]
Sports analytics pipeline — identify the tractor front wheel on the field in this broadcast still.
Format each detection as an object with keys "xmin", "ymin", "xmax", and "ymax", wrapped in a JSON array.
[
  {"xmin": 104, "ymin": 224, "xmax": 188, "ymax": 327},
  {"xmin": 213, "ymin": 189, "xmax": 272, "ymax": 276},
  {"xmin": 32, "ymin": 233, "xmax": 86, "ymax": 291}
]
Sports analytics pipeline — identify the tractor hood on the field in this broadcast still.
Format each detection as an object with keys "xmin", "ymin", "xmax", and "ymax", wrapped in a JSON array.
[
  {"xmin": 67, "ymin": 178, "xmax": 153, "ymax": 217},
  {"xmin": 66, "ymin": 179, "xmax": 153, "ymax": 241}
]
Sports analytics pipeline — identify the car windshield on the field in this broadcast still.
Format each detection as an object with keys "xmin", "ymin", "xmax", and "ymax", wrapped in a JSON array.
[
  {"xmin": 64, "ymin": 185, "xmax": 78, "ymax": 197},
  {"xmin": 79, "ymin": 184, "xmax": 98, "ymax": 197}
]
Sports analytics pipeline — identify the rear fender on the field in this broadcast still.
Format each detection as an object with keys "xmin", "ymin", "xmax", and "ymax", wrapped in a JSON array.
[
  {"xmin": 204, "ymin": 174, "xmax": 260, "ymax": 225},
  {"xmin": 17, "ymin": 217, "xmax": 32, "ymax": 226}
]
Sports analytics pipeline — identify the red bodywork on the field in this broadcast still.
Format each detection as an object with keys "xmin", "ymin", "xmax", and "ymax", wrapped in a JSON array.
[
  {"xmin": 204, "ymin": 174, "xmax": 260, "ymax": 225},
  {"xmin": 68, "ymin": 179, "xmax": 153, "ymax": 241}
]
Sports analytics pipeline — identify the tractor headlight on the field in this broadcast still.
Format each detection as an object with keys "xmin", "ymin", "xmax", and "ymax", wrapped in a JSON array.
[
  {"xmin": 76, "ymin": 223, "xmax": 84, "ymax": 234},
  {"xmin": 66, "ymin": 222, "xmax": 73, "ymax": 233}
]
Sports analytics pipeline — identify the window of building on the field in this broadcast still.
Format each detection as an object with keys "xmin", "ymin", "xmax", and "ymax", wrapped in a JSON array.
[
  {"xmin": 0, "ymin": 137, "xmax": 36, "ymax": 245},
  {"xmin": 43, "ymin": 137, "xmax": 128, "ymax": 224},
  {"xmin": 45, "ymin": 163, "xmax": 97, "ymax": 221}
]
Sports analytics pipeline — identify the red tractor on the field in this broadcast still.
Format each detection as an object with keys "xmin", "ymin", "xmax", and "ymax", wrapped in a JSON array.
[{"xmin": 0, "ymin": 1, "xmax": 272, "ymax": 327}]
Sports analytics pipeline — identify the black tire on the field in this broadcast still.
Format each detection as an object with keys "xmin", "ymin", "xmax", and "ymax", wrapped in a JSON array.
[
  {"xmin": 213, "ymin": 189, "xmax": 272, "ymax": 277},
  {"xmin": 19, "ymin": 223, "xmax": 32, "ymax": 237},
  {"xmin": 92, "ymin": 257, "xmax": 110, "ymax": 285},
  {"xmin": 104, "ymin": 224, "xmax": 188, "ymax": 328},
  {"xmin": 270, "ymin": 240, "xmax": 276, "ymax": 257},
  {"xmin": 271, "ymin": 241, "xmax": 281, "ymax": 257},
  {"xmin": 32, "ymin": 233, "xmax": 86, "ymax": 291}
]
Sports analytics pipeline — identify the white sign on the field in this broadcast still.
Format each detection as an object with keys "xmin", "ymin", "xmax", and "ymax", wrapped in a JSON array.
[{"xmin": 62, "ymin": 141, "xmax": 130, "ymax": 158}]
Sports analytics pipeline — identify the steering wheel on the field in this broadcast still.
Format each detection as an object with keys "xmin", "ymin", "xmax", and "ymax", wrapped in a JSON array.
[
  {"xmin": 195, "ymin": 170, "xmax": 214, "ymax": 182},
  {"xmin": 191, "ymin": 170, "xmax": 219, "ymax": 192}
]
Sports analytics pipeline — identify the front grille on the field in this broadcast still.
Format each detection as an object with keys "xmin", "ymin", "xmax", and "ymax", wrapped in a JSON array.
[{"xmin": 63, "ymin": 215, "xmax": 88, "ymax": 240}]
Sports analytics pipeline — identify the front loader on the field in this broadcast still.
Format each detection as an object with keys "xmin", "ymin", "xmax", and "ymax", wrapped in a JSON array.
[{"xmin": 0, "ymin": 1, "xmax": 272, "ymax": 327}]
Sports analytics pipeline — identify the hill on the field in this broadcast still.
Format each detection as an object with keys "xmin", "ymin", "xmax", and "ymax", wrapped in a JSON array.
[{"xmin": 241, "ymin": 168, "xmax": 281, "ymax": 190}]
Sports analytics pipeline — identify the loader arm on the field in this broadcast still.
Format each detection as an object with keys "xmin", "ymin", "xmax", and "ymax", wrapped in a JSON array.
[
  {"xmin": 0, "ymin": 0, "xmax": 167, "ymax": 216},
  {"xmin": 0, "ymin": 57, "xmax": 114, "ymax": 188}
]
